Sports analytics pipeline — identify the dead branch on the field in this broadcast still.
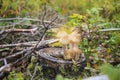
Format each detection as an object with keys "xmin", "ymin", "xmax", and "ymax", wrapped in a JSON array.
[
  {"xmin": 0, "ymin": 39, "xmax": 59, "ymax": 62},
  {"xmin": 0, "ymin": 5, "xmax": 58, "ymax": 78},
  {"xmin": 0, "ymin": 39, "xmax": 58, "ymax": 48},
  {"xmin": 31, "ymin": 63, "xmax": 38, "ymax": 80},
  {"xmin": 34, "ymin": 4, "xmax": 58, "ymax": 49},
  {"xmin": 0, "ymin": 27, "xmax": 38, "ymax": 35},
  {"xmin": 0, "ymin": 64, "xmax": 11, "ymax": 72},
  {"xmin": 0, "ymin": 42, "xmax": 35, "ymax": 48},
  {"xmin": 0, "ymin": 19, "xmax": 26, "ymax": 28},
  {"xmin": 0, "ymin": 51, "xmax": 32, "ymax": 73},
  {"xmin": 0, "ymin": 18, "xmax": 58, "ymax": 26},
  {"xmin": 99, "ymin": 28, "xmax": 120, "ymax": 32},
  {"xmin": 0, "ymin": 59, "xmax": 11, "ymax": 72},
  {"xmin": 0, "ymin": 47, "xmax": 32, "ymax": 62}
]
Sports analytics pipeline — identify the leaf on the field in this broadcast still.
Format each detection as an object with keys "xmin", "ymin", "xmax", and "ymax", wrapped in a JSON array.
[
  {"xmin": 106, "ymin": 48, "xmax": 111, "ymax": 54},
  {"xmin": 49, "ymin": 42, "xmax": 62, "ymax": 47},
  {"xmin": 56, "ymin": 75, "xmax": 64, "ymax": 80},
  {"xmin": 101, "ymin": 64, "xmax": 120, "ymax": 80}
]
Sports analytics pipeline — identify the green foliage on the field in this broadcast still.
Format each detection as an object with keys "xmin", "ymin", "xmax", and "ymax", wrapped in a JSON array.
[
  {"xmin": 72, "ymin": 61, "xmax": 79, "ymax": 72},
  {"xmin": 111, "ymin": 32, "xmax": 120, "ymax": 45},
  {"xmin": 56, "ymin": 75, "xmax": 64, "ymax": 80},
  {"xmin": 56, "ymin": 75, "xmax": 73, "ymax": 80},
  {"xmin": 67, "ymin": 13, "xmax": 86, "ymax": 26},
  {"xmin": 27, "ymin": 56, "xmax": 36, "ymax": 70},
  {"xmin": 26, "ymin": 56, "xmax": 43, "ymax": 79},
  {"xmin": 7, "ymin": 71, "xmax": 24, "ymax": 80},
  {"xmin": 46, "ymin": 0, "xmax": 120, "ymax": 19},
  {"xmin": 1, "ymin": 0, "xmax": 119, "ymax": 18},
  {"xmin": 0, "ymin": 0, "xmax": 45, "ymax": 17},
  {"xmin": 87, "ymin": 7, "xmax": 105, "ymax": 24},
  {"xmin": 101, "ymin": 64, "xmax": 120, "ymax": 80}
]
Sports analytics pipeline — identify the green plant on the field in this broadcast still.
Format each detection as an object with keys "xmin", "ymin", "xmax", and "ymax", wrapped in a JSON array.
[
  {"xmin": 0, "ymin": 0, "xmax": 44, "ymax": 17},
  {"xmin": 56, "ymin": 75, "xmax": 73, "ymax": 80},
  {"xmin": 101, "ymin": 64, "xmax": 120, "ymax": 80},
  {"xmin": 67, "ymin": 13, "xmax": 86, "ymax": 26},
  {"xmin": 26, "ymin": 56, "xmax": 43, "ymax": 79},
  {"xmin": 7, "ymin": 71, "xmax": 24, "ymax": 80}
]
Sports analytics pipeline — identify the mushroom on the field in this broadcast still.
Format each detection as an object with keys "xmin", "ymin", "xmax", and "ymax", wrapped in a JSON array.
[
  {"xmin": 72, "ymin": 47, "xmax": 82, "ymax": 60},
  {"xmin": 56, "ymin": 31, "xmax": 68, "ymax": 39},
  {"xmin": 56, "ymin": 31, "xmax": 70, "ymax": 58},
  {"xmin": 55, "ymin": 26, "xmax": 82, "ymax": 60},
  {"xmin": 69, "ymin": 31, "xmax": 81, "ymax": 44},
  {"xmin": 64, "ymin": 49, "xmax": 72, "ymax": 60},
  {"xmin": 68, "ymin": 29, "xmax": 82, "ymax": 60}
]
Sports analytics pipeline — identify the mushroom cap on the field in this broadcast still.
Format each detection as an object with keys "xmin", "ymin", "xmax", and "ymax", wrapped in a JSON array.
[
  {"xmin": 59, "ymin": 35, "xmax": 70, "ymax": 45},
  {"xmin": 69, "ymin": 31, "xmax": 81, "ymax": 43},
  {"xmin": 56, "ymin": 31, "xmax": 70, "ymax": 44},
  {"xmin": 56, "ymin": 31, "xmax": 68, "ymax": 38}
]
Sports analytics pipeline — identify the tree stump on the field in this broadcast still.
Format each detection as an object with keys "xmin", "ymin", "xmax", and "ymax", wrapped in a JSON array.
[{"xmin": 37, "ymin": 47, "xmax": 86, "ymax": 74}]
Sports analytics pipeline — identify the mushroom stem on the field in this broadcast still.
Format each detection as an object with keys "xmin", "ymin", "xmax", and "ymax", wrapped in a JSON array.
[
  {"xmin": 63, "ymin": 44, "xmax": 68, "ymax": 56},
  {"xmin": 69, "ymin": 43, "xmax": 74, "ymax": 49}
]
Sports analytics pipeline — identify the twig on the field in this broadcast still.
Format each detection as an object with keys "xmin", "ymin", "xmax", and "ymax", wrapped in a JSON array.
[
  {"xmin": 0, "ymin": 42, "xmax": 35, "ymax": 48},
  {"xmin": 0, "ymin": 19, "xmax": 26, "ymax": 40},
  {"xmin": 0, "ymin": 39, "xmax": 59, "ymax": 62},
  {"xmin": 31, "ymin": 63, "xmax": 38, "ymax": 80},
  {"xmin": 0, "ymin": 64, "xmax": 11, "ymax": 72},
  {"xmin": 0, "ymin": 59, "xmax": 11, "ymax": 72},
  {"xmin": 3, "ymin": 59, "xmax": 7, "ymax": 65},
  {"xmin": 0, "ymin": 27, "xmax": 38, "ymax": 35},
  {"xmin": 42, "ymin": 4, "xmax": 47, "ymax": 29},
  {"xmin": 0, "ymin": 18, "xmax": 58, "ymax": 26},
  {"xmin": 0, "ymin": 39, "xmax": 58, "ymax": 48},
  {"xmin": 0, "ymin": 52, "xmax": 30, "ymax": 72},
  {"xmin": 1, "ymin": 19, "xmax": 26, "ymax": 28},
  {"xmin": 34, "ymin": 16, "xmax": 58, "ymax": 48},
  {"xmin": 11, "ymin": 51, "xmax": 32, "ymax": 66},
  {"xmin": 0, "ymin": 48, "xmax": 32, "ymax": 62},
  {"xmin": 99, "ymin": 28, "xmax": 120, "ymax": 32},
  {"xmin": 34, "ymin": 4, "xmax": 58, "ymax": 49},
  {"xmin": 83, "ymin": 28, "xmax": 120, "ymax": 33},
  {"xmin": 27, "ymin": 70, "xmax": 32, "ymax": 77}
]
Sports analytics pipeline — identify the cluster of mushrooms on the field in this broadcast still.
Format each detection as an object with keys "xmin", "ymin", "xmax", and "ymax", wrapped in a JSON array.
[{"xmin": 56, "ymin": 26, "xmax": 82, "ymax": 60}]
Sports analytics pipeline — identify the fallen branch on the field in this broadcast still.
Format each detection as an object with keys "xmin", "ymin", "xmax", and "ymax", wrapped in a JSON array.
[
  {"xmin": 0, "ymin": 64, "xmax": 11, "ymax": 72},
  {"xmin": 0, "ymin": 59, "xmax": 11, "ymax": 72},
  {"xmin": 33, "ymin": 4, "xmax": 58, "ymax": 49},
  {"xmin": 0, "ymin": 39, "xmax": 58, "ymax": 48},
  {"xmin": 0, "ymin": 49, "xmax": 31, "ymax": 79},
  {"xmin": 31, "ymin": 63, "xmax": 38, "ymax": 80},
  {"xmin": 0, "ymin": 18, "xmax": 58, "ymax": 26},
  {"xmin": 0, "ymin": 39, "xmax": 59, "ymax": 61},
  {"xmin": 0, "ymin": 47, "xmax": 32, "ymax": 62},
  {"xmin": 0, "ymin": 27, "xmax": 38, "ymax": 35},
  {"xmin": 0, "ymin": 5, "xmax": 59, "ymax": 77},
  {"xmin": 0, "ymin": 19, "xmax": 26, "ymax": 28},
  {"xmin": 99, "ymin": 28, "xmax": 120, "ymax": 32}
]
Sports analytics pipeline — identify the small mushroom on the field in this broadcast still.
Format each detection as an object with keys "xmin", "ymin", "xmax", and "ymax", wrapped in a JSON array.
[
  {"xmin": 55, "ymin": 26, "xmax": 82, "ymax": 60},
  {"xmin": 56, "ymin": 31, "xmax": 68, "ymax": 39},
  {"xmin": 64, "ymin": 49, "xmax": 73, "ymax": 60},
  {"xmin": 73, "ymin": 47, "xmax": 82, "ymax": 60},
  {"xmin": 69, "ymin": 31, "xmax": 81, "ymax": 44}
]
